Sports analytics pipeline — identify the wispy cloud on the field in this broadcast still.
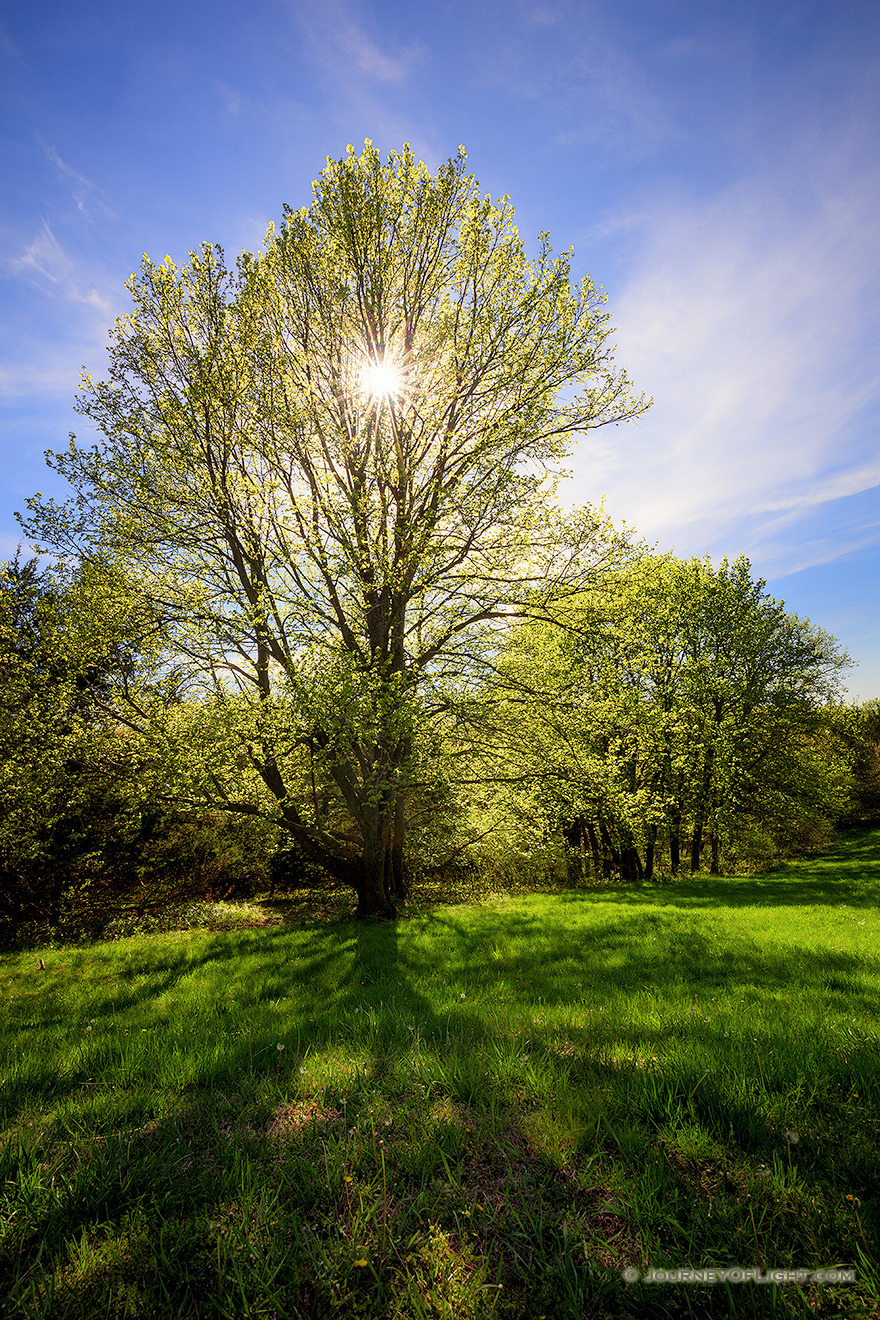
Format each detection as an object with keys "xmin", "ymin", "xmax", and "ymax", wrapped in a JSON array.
[
  {"xmin": 566, "ymin": 152, "xmax": 880, "ymax": 575},
  {"xmin": 296, "ymin": 0, "xmax": 426, "ymax": 88},
  {"xmin": 3, "ymin": 221, "xmax": 115, "ymax": 314},
  {"xmin": 214, "ymin": 80, "xmax": 243, "ymax": 119},
  {"xmin": 207, "ymin": 3, "xmax": 430, "ymax": 156},
  {"xmin": 334, "ymin": 20, "xmax": 421, "ymax": 84},
  {"xmin": 477, "ymin": 0, "xmax": 672, "ymax": 158},
  {"xmin": 0, "ymin": 224, "xmax": 121, "ymax": 403},
  {"xmin": 554, "ymin": 42, "xmax": 671, "ymax": 154},
  {"xmin": 40, "ymin": 140, "xmax": 116, "ymax": 221},
  {"xmin": 0, "ymin": 20, "xmax": 25, "ymax": 64},
  {"xmin": 0, "ymin": 357, "xmax": 86, "ymax": 400},
  {"xmin": 759, "ymin": 460, "xmax": 880, "ymax": 516},
  {"xmin": 0, "ymin": 533, "xmax": 29, "ymax": 563},
  {"xmin": 286, "ymin": 0, "xmax": 436, "ymax": 160}
]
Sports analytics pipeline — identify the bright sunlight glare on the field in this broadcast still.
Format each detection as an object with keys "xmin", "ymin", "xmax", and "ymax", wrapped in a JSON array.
[{"xmin": 362, "ymin": 362, "xmax": 402, "ymax": 399}]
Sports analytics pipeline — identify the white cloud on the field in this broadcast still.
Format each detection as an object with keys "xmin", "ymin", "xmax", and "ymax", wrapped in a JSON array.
[
  {"xmin": 477, "ymin": 0, "xmax": 672, "ymax": 158},
  {"xmin": 296, "ymin": 0, "xmax": 426, "ymax": 88},
  {"xmin": 214, "ymin": 80, "xmax": 243, "ymax": 119},
  {"xmin": 0, "ymin": 532, "xmax": 28, "ymax": 563},
  {"xmin": 0, "ymin": 21, "xmax": 24, "ymax": 64},
  {"xmin": 759, "ymin": 460, "xmax": 880, "ymax": 516},
  {"xmin": 3, "ymin": 221, "xmax": 115, "ymax": 315},
  {"xmin": 565, "ymin": 158, "xmax": 880, "ymax": 574},
  {"xmin": 0, "ymin": 225, "xmax": 122, "ymax": 404},
  {"xmin": 40, "ymin": 141, "xmax": 116, "ymax": 221},
  {"xmin": 279, "ymin": 0, "xmax": 438, "ymax": 173},
  {"xmin": 554, "ymin": 45, "xmax": 670, "ymax": 154},
  {"xmin": 336, "ymin": 23, "xmax": 419, "ymax": 84},
  {"xmin": 0, "ymin": 356, "xmax": 87, "ymax": 399}
]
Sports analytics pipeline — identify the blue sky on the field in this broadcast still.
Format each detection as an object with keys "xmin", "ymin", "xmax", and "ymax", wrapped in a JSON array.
[{"xmin": 2, "ymin": 0, "xmax": 879, "ymax": 697}]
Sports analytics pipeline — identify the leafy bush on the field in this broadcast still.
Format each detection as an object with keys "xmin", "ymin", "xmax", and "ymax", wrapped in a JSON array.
[{"xmin": 101, "ymin": 899, "xmax": 267, "ymax": 940}]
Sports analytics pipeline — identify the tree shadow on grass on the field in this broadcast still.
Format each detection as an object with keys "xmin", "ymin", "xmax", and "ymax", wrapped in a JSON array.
[
  {"xmin": 6, "ymin": 885, "xmax": 880, "ymax": 1125},
  {"xmin": 4, "ymin": 855, "xmax": 880, "ymax": 1317},
  {"xmin": 566, "ymin": 826, "xmax": 880, "ymax": 913}
]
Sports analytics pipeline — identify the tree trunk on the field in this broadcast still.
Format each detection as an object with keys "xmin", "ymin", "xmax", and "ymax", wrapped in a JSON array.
[
  {"xmin": 263, "ymin": 699, "xmax": 410, "ymax": 919},
  {"xmin": 690, "ymin": 817, "xmax": 704, "ymax": 873},
  {"xmin": 668, "ymin": 772, "xmax": 685, "ymax": 874},
  {"xmin": 710, "ymin": 830, "xmax": 720, "ymax": 875},
  {"xmin": 620, "ymin": 847, "xmax": 643, "ymax": 881},
  {"xmin": 355, "ymin": 853, "xmax": 397, "ymax": 918},
  {"xmin": 692, "ymin": 706, "xmax": 721, "ymax": 875},
  {"xmin": 644, "ymin": 825, "xmax": 656, "ymax": 881},
  {"xmin": 562, "ymin": 817, "xmax": 591, "ymax": 882},
  {"xmin": 356, "ymin": 810, "xmax": 398, "ymax": 918},
  {"xmin": 390, "ymin": 795, "xmax": 409, "ymax": 899},
  {"xmin": 49, "ymin": 869, "xmax": 64, "ymax": 929},
  {"xmin": 670, "ymin": 833, "xmax": 680, "ymax": 874},
  {"xmin": 615, "ymin": 821, "xmax": 643, "ymax": 881},
  {"xmin": 585, "ymin": 822, "xmax": 602, "ymax": 881},
  {"xmin": 669, "ymin": 805, "xmax": 682, "ymax": 875},
  {"xmin": 597, "ymin": 820, "xmax": 621, "ymax": 878}
]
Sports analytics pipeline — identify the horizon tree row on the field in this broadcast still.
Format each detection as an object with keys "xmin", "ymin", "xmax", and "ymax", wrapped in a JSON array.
[
  {"xmin": 480, "ymin": 553, "xmax": 855, "ymax": 880},
  {"xmin": 1, "ymin": 544, "xmax": 877, "ymax": 938}
]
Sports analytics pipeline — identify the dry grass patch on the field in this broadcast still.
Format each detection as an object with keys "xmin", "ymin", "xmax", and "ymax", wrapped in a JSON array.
[{"xmin": 267, "ymin": 1097, "xmax": 340, "ymax": 1139}]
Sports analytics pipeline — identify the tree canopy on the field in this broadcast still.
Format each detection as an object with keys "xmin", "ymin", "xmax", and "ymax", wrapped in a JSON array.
[
  {"xmin": 488, "ymin": 554, "xmax": 851, "ymax": 879},
  {"xmin": 21, "ymin": 142, "xmax": 648, "ymax": 917}
]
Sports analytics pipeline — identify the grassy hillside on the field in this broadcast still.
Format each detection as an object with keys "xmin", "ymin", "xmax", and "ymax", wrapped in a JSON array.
[{"xmin": 1, "ymin": 832, "xmax": 879, "ymax": 1318}]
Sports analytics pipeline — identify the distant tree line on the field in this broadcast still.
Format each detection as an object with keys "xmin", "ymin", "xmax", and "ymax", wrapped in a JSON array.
[
  {"xmin": 1, "ymin": 546, "xmax": 875, "ymax": 945},
  {"xmin": 483, "ymin": 554, "xmax": 875, "ymax": 882}
]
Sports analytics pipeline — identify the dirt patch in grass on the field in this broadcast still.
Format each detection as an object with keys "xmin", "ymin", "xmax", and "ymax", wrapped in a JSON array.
[{"xmin": 267, "ymin": 1098, "xmax": 340, "ymax": 1138}]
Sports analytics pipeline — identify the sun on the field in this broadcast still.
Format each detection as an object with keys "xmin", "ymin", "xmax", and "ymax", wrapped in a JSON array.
[{"xmin": 361, "ymin": 362, "xmax": 402, "ymax": 399}]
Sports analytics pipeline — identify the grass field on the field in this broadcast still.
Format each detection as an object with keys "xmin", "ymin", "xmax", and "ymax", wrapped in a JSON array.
[{"xmin": 1, "ymin": 832, "xmax": 879, "ymax": 1318}]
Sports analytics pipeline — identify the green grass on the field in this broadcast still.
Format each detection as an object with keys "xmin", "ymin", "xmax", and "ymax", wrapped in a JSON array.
[{"xmin": 1, "ymin": 832, "xmax": 879, "ymax": 1318}]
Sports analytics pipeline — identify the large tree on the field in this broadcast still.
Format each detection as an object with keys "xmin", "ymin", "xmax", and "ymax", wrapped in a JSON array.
[{"xmin": 22, "ymin": 142, "xmax": 646, "ymax": 916}]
